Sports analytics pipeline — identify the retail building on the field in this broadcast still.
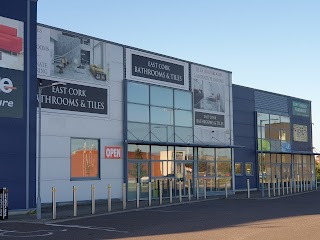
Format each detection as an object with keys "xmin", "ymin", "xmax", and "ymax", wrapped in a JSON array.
[{"xmin": 0, "ymin": 0, "xmax": 316, "ymax": 210}]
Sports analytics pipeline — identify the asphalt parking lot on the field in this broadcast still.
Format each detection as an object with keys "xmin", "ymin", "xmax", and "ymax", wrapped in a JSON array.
[{"xmin": 1, "ymin": 191, "xmax": 320, "ymax": 240}]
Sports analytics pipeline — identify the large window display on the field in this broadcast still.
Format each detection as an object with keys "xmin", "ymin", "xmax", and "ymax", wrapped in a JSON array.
[
  {"xmin": 127, "ymin": 81, "xmax": 193, "ymax": 143},
  {"xmin": 71, "ymin": 138, "xmax": 99, "ymax": 179}
]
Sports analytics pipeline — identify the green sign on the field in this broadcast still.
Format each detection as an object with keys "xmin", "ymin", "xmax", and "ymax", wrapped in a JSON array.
[{"xmin": 292, "ymin": 101, "xmax": 310, "ymax": 117}]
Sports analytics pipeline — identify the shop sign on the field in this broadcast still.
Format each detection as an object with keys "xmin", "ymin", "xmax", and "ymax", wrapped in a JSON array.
[
  {"xmin": 0, "ymin": 67, "xmax": 23, "ymax": 118},
  {"xmin": 195, "ymin": 111, "xmax": 225, "ymax": 128},
  {"xmin": 131, "ymin": 54, "xmax": 185, "ymax": 85},
  {"xmin": 39, "ymin": 79, "xmax": 108, "ymax": 115},
  {"xmin": 0, "ymin": 188, "xmax": 9, "ymax": 220},
  {"xmin": 292, "ymin": 101, "xmax": 310, "ymax": 117},
  {"xmin": 104, "ymin": 146, "xmax": 122, "ymax": 159}
]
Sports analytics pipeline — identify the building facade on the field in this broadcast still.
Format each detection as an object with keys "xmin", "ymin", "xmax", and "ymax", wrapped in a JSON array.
[{"xmin": 0, "ymin": 1, "xmax": 316, "ymax": 210}]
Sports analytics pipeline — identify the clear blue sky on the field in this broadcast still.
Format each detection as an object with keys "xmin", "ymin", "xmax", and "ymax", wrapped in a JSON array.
[{"xmin": 37, "ymin": 0, "xmax": 320, "ymax": 151}]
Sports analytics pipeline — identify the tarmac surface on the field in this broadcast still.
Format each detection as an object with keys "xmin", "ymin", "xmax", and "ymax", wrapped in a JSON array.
[{"xmin": 1, "ymin": 189, "xmax": 319, "ymax": 239}]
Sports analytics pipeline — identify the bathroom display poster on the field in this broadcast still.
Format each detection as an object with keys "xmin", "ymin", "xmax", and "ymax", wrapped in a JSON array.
[
  {"xmin": 0, "ymin": 16, "xmax": 24, "ymax": 71},
  {"xmin": 191, "ymin": 64, "xmax": 232, "ymax": 144},
  {"xmin": 36, "ymin": 25, "xmax": 114, "ymax": 85}
]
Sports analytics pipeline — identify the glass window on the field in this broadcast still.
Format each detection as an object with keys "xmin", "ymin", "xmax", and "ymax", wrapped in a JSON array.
[
  {"xmin": 175, "ymin": 146, "xmax": 194, "ymax": 160},
  {"xmin": 71, "ymin": 138, "xmax": 99, "ymax": 179},
  {"xmin": 257, "ymin": 113, "xmax": 269, "ymax": 126},
  {"xmin": 151, "ymin": 124, "xmax": 174, "ymax": 142},
  {"xmin": 198, "ymin": 161, "xmax": 207, "ymax": 177},
  {"xmin": 175, "ymin": 109, "xmax": 192, "ymax": 127},
  {"xmin": 174, "ymin": 90, "xmax": 192, "ymax": 110},
  {"xmin": 217, "ymin": 162, "xmax": 232, "ymax": 177},
  {"xmin": 245, "ymin": 163, "xmax": 253, "ymax": 175},
  {"xmin": 128, "ymin": 103, "xmax": 149, "ymax": 123},
  {"xmin": 280, "ymin": 116, "xmax": 290, "ymax": 123},
  {"xmin": 235, "ymin": 163, "xmax": 243, "ymax": 175},
  {"xmin": 128, "ymin": 144, "xmax": 150, "ymax": 160},
  {"xmin": 270, "ymin": 115, "xmax": 280, "ymax": 124},
  {"xmin": 198, "ymin": 148, "xmax": 215, "ymax": 161},
  {"xmin": 175, "ymin": 127, "xmax": 193, "ymax": 143},
  {"xmin": 150, "ymin": 85, "xmax": 173, "ymax": 108},
  {"xmin": 128, "ymin": 122, "xmax": 149, "ymax": 141},
  {"xmin": 127, "ymin": 81, "xmax": 149, "ymax": 104},
  {"xmin": 151, "ymin": 146, "xmax": 169, "ymax": 160},
  {"xmin": 151, "ymin": 107, "xmax": 173, "ymax": 125},
  {"xmin": 216, "ymin": 148, "xmax": 231, "ymax": 161}
]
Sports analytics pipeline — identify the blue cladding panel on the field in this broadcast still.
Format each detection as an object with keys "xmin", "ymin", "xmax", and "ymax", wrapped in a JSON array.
[
  {"xmin": 255, "ymin": 91, "xmax": 288, "ymax": 114},
  {"xmin": 0, "ymin": 0, "xmax": 37, "ymax": 210},
  {"xmin": 233, "ymin": 85, "xmax": 257, "ymax": 189}
]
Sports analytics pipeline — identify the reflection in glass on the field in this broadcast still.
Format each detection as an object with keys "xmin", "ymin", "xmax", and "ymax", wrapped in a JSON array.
[
  {"xmin": 235, "ymin": 163, "xmax": 242, "ymax": 175},
  {"xmin": 198, "ymin": 148, "xmax": 215, "ymax": 161},
  {"xmin": 174, "ymin": 90, "xmax": 192, "ymax": 110},
  {"xmin": 128, "ymin": 103, "xmax": 149, "ymax": 123},
  {"xmin": 127, "ymin": 81, "xmax": 149, "ymax": 104},
  {"xmin": 151, "ymin": 107, "xmax": 173, "ymax": 125},
  {"xmin": 128, "ymin": 122, "xmax": 149, "ymax": 141},
  {"xmin": 198, "ymin": 161, "xmax": 207, "ymax": 177},
  {"xmin": 175, "ymin": 146, "xmax": 194, "ymax": 160},
  {"xmin": 151, "ymin": 85, "xmax": 173, "ymax": 107},
  {"xmin": 245, "ymin": 163, "xmax": 253, "ymax": 175},
  {"xmin": 151, "ymin": 124, "xmax": 174, "ymax": 142},
  {"xmin": 175, "ymin": 109, "xmax": 192, "ymax": 127},
  {"xmin": 71, "ymin": 138, "xmax": 99, "ymax": 179},
  {"xmin": 217, "ymin": 162, "xmax": 231, "ymax": 176},
  {"xmin": 151, "ymin": 146, "xmax": 169, "ymax": 160},
  {"xmin": 128, "ymin": 144, "xmax": 150, "ymax": 160},
  {"xmin": 175, "ymin": 127, "xmax": 193, "ymax": 143},
  {"xmin": 216, "ymin": 149, "xmax": 231, "ymax": 161}
]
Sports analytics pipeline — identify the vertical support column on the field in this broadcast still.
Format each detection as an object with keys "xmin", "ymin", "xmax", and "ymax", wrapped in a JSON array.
[
  {"xmin": 73, "ymin": 186, "xmax": 77, "ymax": 217},
  {"xmin": 91, "ymin": 184, "xmax": 95, "ymax": 215},
  {"xmin": 148, "ymin": 182, "xmax": 152, "ymax": 207},
  {"xmin": 225, "ymin": 181, "xmax": 228, "ymax": 199},
  {"xmin": 136, "ymin": 182, "xmax": 140, "ymax": 208},
  {"xmin": 286, "ymin": 178, "xmax": 289, "ymax": 195},
  {"xmin": 52, "ymin": 187, "xmax": 56, "ymax": 220},
  {"xmin": 122, "ymin": 183, "xmax": 126, "ymax": 210},
  {"xmin": 282, "ymin": 179, "xmax": 285, "ymax": 195},
  {"xmin": 268, "ymin": 181, "xmax": 271, "ymax": 198},
  {"xmin": 159, "ymin": 180, "xmax": 163, "ymax": 205},
  {"xmin": 247, "ymin": 179, "xmax": 250, "ymax": 199},
  {"xmin": 277, "ymin": 179, "xmax": 281, "ymax": 196},
  {"xmin": 108, "ymin": 184, "xmax": 112, "ymax": 212},
  {"xmin": 301, "ymin": 178, "xmax": 303, "ymax": 192},
  {"xmin": 290, "ymin": 178, "xmax": 293, "ymax": 194},
  {"xmin": 297, "ymin": 176, "xmax": 300, "ymax": 193}
]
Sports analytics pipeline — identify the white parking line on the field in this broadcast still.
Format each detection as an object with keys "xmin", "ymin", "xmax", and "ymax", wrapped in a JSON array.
[
  {"xmin": 0, "ymin": 229, "xmax": 67, "ymax": 238},
  {"xmin": 45, "ymin": 223, "xmax": 128, "ymax": 233}
]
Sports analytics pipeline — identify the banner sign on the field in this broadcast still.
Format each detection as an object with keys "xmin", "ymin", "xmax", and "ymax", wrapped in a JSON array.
[
  {"xmin": 131, "ymin": 54, "xmax": 185, "ymax": 85},
  {"xmin": 40, "ymin": 79, "xmax": 108, "ymax": 115},
  {"xmin": 195, "ymin": 111, "xmax": 225, "ymax": 128},
  {"xmin": 292, "ymin": 101, "xmax": 310, "ymax": 117},
  {"xmin": 0, "ymin": 67, "xmax": 23, "ymax": 118},
  {"xmin": 293, "ymin": 124, "xmax": 308, "ymax": 142},
  {"xmin": 104, "ymin": 146, "xmax": 122, "ymax": 159},
  {"xmin": 0, "ymin": 188, "xmax": 8, "ymax": 220}
]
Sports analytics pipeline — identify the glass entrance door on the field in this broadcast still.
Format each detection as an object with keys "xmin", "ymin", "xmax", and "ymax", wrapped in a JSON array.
[
  {"xmin": 175, "ymin": 161, "xmax": 193, "ymax": 196},
  {"xmin": 128, "ymin": 161, "xmax": 149, "ymax": 200}
]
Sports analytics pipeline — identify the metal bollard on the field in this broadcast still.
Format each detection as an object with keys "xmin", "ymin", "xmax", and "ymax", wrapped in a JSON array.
[
  {"xmin": 301, "ymin": 178, "xmax": 303, "ymax": 192},
  {"xmin": 91, "ymin": 184, "xmax": 95, "ymax": 215},
  {"xmin": 122, "ymin": 183, "xmax": 126, "ymax": 210},
  {"xmin": 52, "ymin": 187, "xmax": 56, "ymax": 220},
  {"xmin": 290, "ymin": 178, "xmax": 293, "ymax": 194},
  {"xmin": 108, "ymin": 184, "xmax": 112, "ymax": 212},
  {"xmin": 303, "ymin": 179, "xmax": 306, "ymax": 191},
  {"xmin": 169, "ymin": 180, "xmax": 173, "ymax": 204},
  {"xmin": 282, "ymin": 179, "xmax": 285, "ymax": 195},
  {"xmin": 297, "ymin": 178, "xmax": 300, "ymax": 193},
  {"xmin": 273, "ymin": 180, "xmax": 276, "ymax": 196},
  {"xmin": 268, "ymin": 181, "xmax": 271, "ymax": 198},
  {"xmin": 188, "ymin": 180, "xmax": 191, "ymax": 201},
  {"xmin": 294, "ymin": 178, "xmax": 296, "ymax": 193},
  {"xmin": 179, "ymin": 181, "xmax": 182, "ymax": 202},
  {"xmin": 204, "ymin": 179, "xmax": 207, "ymax": 199},
  {"xmin": 159, "ymin": 180, "xmax": 163, "ymax": 205},
  {"xmin": 225, "ymin": 181, "xmax": 228, "ymax": 199},
  {"xmin": 73, "ymin": 186, "xmax": 77, "ymax": 217},
  {"xmin": 148, "ymin": 182, "xmax": 152, "ymax": 207},
  {"xmin": 278, "ymin": 180, "xmax": 281, "ymax": 196},
  {"xmin": 196, "ymin": 178, "xmax": 200, "ymax": 200},
  {"xmin": 316, "ymin": 178, "xmax": 318, "ymax": 190},
  {"xmin": 286, "ymin": 178, "xmax": 289, "ymax": 195},
  {"xmin": 247, "ymin": 179, "xmax": 250, "ymax": 198},
  {"xmin": 136, "ymin": 182, "xmax": 140, "ymax": 208}
]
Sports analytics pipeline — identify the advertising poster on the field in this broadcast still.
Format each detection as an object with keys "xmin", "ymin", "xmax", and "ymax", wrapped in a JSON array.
[
  {"xmin": 37, "ymin": 26, "xmax": 112, "ymax": 84},
  {"xmin": 293, "ymin": 124, "xmax": 308, "ymax": 142},
  {"xmin": 0, "ymin": 16, "xmax": 24, "ymax": 71},
  {"xmin": 191, "ymin": 64, "xmax": 232, "ymax": 144},
  {"xmin": 292, "ymin": 101, "xmax": 310, "ymax": 118},
  {"xmin": 126, "ymin": 49, "xmax": 189, "ymax": 89}
]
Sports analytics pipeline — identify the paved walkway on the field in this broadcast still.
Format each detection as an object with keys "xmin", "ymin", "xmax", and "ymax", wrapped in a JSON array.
[{"xmin": 7, "ymin": 188, "xmax": 316, "ymax": 222}]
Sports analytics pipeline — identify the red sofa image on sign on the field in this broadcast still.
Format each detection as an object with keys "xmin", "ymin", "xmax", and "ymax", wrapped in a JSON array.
[{"xmin": 0, "ymin": 24, "xmax": 23, "ymax": 54}]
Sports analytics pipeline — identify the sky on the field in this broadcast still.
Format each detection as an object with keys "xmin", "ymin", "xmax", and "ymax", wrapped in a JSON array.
[{"xmin": 37, "ymin": 0, "xmax": 320, "ymax": 151}]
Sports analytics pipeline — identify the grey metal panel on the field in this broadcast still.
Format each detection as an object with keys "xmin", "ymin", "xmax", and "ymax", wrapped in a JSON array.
[{"xmin": 255, "ymin": 91, "xmax": 289, "ymax": 114}]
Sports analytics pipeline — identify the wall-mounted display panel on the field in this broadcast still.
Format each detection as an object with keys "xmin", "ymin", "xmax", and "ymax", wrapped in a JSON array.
[{"xmin": 293, "ymin": 124, "xmax": 308, "ymax": 142}]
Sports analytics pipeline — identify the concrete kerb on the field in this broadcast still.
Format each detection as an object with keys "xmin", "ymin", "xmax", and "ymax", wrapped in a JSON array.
[{"xmin": 7, "ymin": 190, "xmax": 318, "ymax": 223}]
